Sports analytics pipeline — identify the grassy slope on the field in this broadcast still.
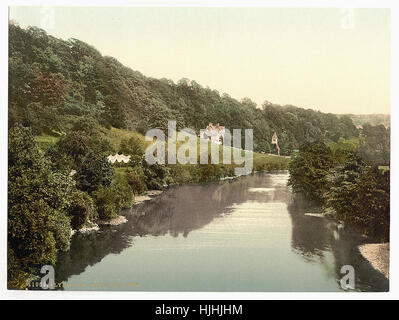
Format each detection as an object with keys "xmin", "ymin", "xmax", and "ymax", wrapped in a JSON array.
[
  {"xmin": 35, "ymin": 134, "xmax": 60, "ymax": 151},
  {"xmin": 36, "ymin": 127, "xmax": 290, "ymax": 184}
]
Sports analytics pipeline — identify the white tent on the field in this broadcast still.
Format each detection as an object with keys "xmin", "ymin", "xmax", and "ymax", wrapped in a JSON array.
[{"xmin": 107, "ymin": 154, "xmax": 131, "ymax": 164}]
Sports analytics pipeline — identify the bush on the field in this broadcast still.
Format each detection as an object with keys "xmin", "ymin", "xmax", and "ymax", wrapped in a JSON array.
[
  {"xmin": 168, "ymin": 163, "xmax": 199, "ymax": 184},
  {"xmin": 47, "ymin": 129, "xmax": 114, "ymax": 171},
  {"xmin": 92, "ymin": 187, "xmax": 120, "ymax": 220},
  {"xmin": 92, "ymin": 175, "xmax": 133, "ymax": 220},
  {"xmin": 199, "ymin": 163, "xmax": 223, "ymax": 182},
  {"xmin": 119, "ymin": 135, "xmax": 145, "ymax": 156},
  {"xmin": 352, "ymin": 167, "xmax": 390, "ymax": 240},
  {"xmin": 125, "ymin": 168, "xmax": 147, "ymax": 195},
  {"xmin": 68, "ymin": 190, "xmax": 97, "ymax": 229},
  {"xmin": 288, "ymin": 141, "xmax": 335, "ymax": 205},
  {"xmin": 75, "ymin": 151, "xmax": 114, "ymax": 193},
  {"xmin": 131, "ymin": 155, "xmax": 173, "ymax": 190},
  {"xmin": 324, "ymin": 153, "xmax": 365, "ymax": 218},
  {"xmin": 71, "ymin": 117, "xmax": 102, "ymax": 135},
  {"xmin": 7, "ymin": 248, "xmax": 30, "ymax": 290},
  {"xmin": 52, "ymin": 130, "xmax": 91, "ymax": 168},
  {"xmin": 143, "ymin": 161, "xmax": 172, "ymax": 189},
  {"xmin": 113, "ymin": 174, "xmax": 134, "ymax": 209}
]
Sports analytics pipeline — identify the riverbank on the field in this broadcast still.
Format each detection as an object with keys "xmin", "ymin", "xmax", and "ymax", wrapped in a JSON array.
[
  {"xmin": 97, "ymin": 215, "xmax": 128, "ymax": 226},
  {"xmin": 358, "ymin": 243, "xmax": 390, "ymax": 279}
]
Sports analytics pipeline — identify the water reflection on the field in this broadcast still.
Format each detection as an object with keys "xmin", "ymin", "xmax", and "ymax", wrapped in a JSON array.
[
  {"xmin": 55, "ymin": 172, "xmax": 287, "ymax": 283},
  {"xmin": 287, "ymin": 194, "xmax": 389, "ymax": 291},
  {"xmin": 130, "ymin": 173, "xmax": 291, "ymax": 238},
  {"xmin": 55, "ymin": 171, "xmax": 388, "ymax": 291}
]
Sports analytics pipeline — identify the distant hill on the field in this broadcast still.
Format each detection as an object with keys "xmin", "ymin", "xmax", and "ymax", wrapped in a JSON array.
[
  {"xmin": 9, "ymin": 24, "xmax": 360, "ymax": 155},
  {"xmin": 341, "ymin": 114, "xmax": 390, "ymax": 128}
]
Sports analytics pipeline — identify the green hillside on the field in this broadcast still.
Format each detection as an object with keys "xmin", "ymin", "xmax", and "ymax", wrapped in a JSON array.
[{"xmin": 9, "ymin": 24, "xmax": 360, "ymax": 156}]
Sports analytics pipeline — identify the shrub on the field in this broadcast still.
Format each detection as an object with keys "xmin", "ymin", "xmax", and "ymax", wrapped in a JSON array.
[
  {"xmin": 132, "ymin": 155, "xmax": 173, "ymax": 190},
  {"xmin": 68, "ymin": 190, "xmax": 97, "ymax": 229},
  {"xmin": 167, "ymin": 163, "xmax": 198, "ymax": 184},
  {"xmin": 288, "ymin": 141, "xmax": 335, "ymax": 205},
  {"xmin": 71, "ymin": 117, "xmax": 102, "ymax": 135},
  {"xmin": 199, "ymin": 163, "xmax": 223, "ymax": 182},
  {"xmin": 113, "ymin": 174, "xmax": 134, "ymax": 209},
  {"xmin": 125, "ymin": 168, "xmax": 147, "ymax": 195},
  {"xmin": 53, "ymin": 130, "xmax": 91, "ymax": 168},
  {"xmin": 143, "ymin": 161, "xmax": 172, "ymax": 189},
  {"xmin": 92, "ymin": 175, "xmax": 133, "ymax": 220},
  {"xmin": 119, "ymin": 135, "xmax": 145, "ymax": 156},
  {"xmin": 75, "ymin": 151, "xmax": 114, "ymax": 193},
  {"xmin": 92, "ymin": 187, "xmax": 119, "ymax": 220},
  {"xmin": 352, "ymin": 166, "xmax": 390, "ymax": 240},
  {"xmin": 7, "ymin": 248, "xmax": 31, "ymax": 290}
]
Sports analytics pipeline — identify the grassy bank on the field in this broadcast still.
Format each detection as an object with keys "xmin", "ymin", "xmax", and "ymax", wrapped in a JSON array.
[{"xmin": 37, "ymin": 127, "xmax": 290, "ymax": 188}]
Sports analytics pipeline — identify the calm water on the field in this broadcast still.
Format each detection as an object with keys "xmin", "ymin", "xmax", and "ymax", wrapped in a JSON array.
[{"xmin": 55, "ymin": 172, "xmax": 388, "ymax": 291}]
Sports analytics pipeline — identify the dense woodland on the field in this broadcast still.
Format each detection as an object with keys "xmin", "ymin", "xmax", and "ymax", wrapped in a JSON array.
[
  {"xmin": 9, "ymin": 24, "xmax": 363, "ymax": 155},
  {"xmin": 8, "ymin": 23, "xmax": 390, "ymax": 289}
]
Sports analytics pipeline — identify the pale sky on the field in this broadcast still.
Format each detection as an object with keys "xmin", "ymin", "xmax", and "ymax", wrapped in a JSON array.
[{"xmin": 9, "ymin": 7, "xmax": 390, "ymax": 114}]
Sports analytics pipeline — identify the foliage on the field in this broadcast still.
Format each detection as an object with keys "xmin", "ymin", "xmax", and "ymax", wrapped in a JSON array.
[
  {"xmin": 9, "ymin": 23, "xmax": 360, "ymax": 155},
  {"xmin": 8, "ymin": 125, "xmax": 74, "ymax": 288},
  {"xmin": 351, "ymin": 167, "xmax": 390, "ymax": 240},
  {"xmin": 329, "ymin": 138, "xmax": 360, "ymax": 164},
  {"xmin": 289, "ymin": 138, "xmax": 390, "ymax": 240},
  {"xmin": 46, "ymin": 129, "xmax": 113, "ymax": 170},
  {"xmin": 358, "ymin": 124, "xmax": 390, "ymax": 166},
  {"xmin": 125, "ymin": 167, "xmax": 147, "ymax": 195},
  {"xmin": 288, "ymin": 141, "xmax": 335, "ymax": 205},
  {"xmin": 7, "ymin": 248, "xmax": 31, "ymax": 290},
  {"xmin": 142, "ymin": 160, "xmax": 173, "ymax": 190},
  {"xmin": 68, "ymin": 190, "xmax": 97, "ymax": 229},
  {"xmin": 324, "ymin": 153, "xmax": 365, "ymax": 219},
  {"xmin": 71, "ymin": 117, "xmax": 103, "ymax": 135},
  {"xmin": 119, "ymin": 135, "xmax": 145, "ymax": 156},
  {"xmin": 75, "ymin": 151, "xmax": 114, "ymax": 193},
  {"xmin": 92, "ymin": 187, "xmax": 120, "ymax": 220},
  {"xmin": 112, "ymin": 173, "xmax": 134, "ymax": 209},
  {"xmin": 92, "ymin": 174, "xmax": 133, "ymax": 220}
]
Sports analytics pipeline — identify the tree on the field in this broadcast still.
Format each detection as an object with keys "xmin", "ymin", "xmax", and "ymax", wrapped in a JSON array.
[
  {"xmin": 68, "ymin": 190, "xmax": 97, "ymax": 229},
  {"xmin": 352, "ymin": 166, "xmax": 390, "ymax": 240},
  {"xmin": 119, "ymin": 135, "xmax": 145, "ymax": 156},
  {"xmin": 102, "ymin": 95, "xmax": 127, "ymax": 128},
  {"xmin": 53, "ymin": 130, "xmax": 91, "ymax": 168},
  {"xmin": 9, "ymin": 22, "xmax": 362, "ymax": 157},
  {"xmin": 26, "ymin": 69, "xmax": 69, "ymax": 106},
  {"xmin": 8, "ymin": 125, "xmax": 74, "ymax": 288},
  {"xmin": 92, "ymin": 174, "xmax": 133, "ymax": 220},
  {"xmin": 75, "ymin": 151, "xmax": 114, "ymax": 193},
  {"xmin": 71, "ymin": 117, "xmax": 102, "ymax": 135},
  {"xmin": 125, "ymin": 168, "xmax": 147, "ymax": 195},
  {"xmin": 358, "ymin": 124, "xmax": 390, "ymax": 166},
  {"xmin": 47, "ymin": 129, "xmax": 113, "ymax": 170},
  {"xmin": 288, "ymin": 141, "xmax": 335, "ymax": 205},
  {"xmin": 324, "ymin": 153, "xmax": 365, "ymax": 219}
]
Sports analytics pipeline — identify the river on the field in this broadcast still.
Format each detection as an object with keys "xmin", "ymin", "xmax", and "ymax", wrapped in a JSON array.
[{"xmin": 55, "ymin": 171, "xmax": 388, "ymax": 291}]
